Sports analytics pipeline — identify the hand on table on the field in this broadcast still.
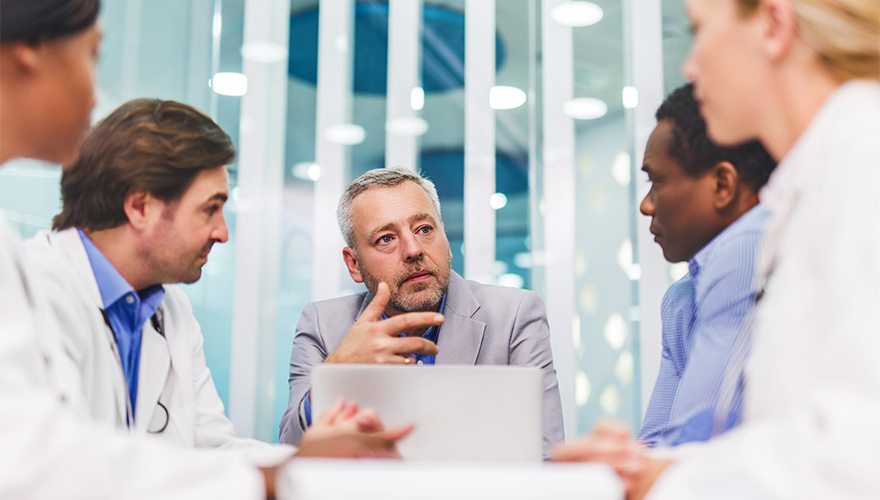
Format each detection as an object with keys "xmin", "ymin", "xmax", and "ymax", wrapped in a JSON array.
[
  {"xmin": 552, "ymin": 419, "xmax": 648, "ymax": 495},
  {"xmin": 296, "ymin": 398, "xmax": 412, "ymax": 459},
  {"xmin": 325, "ymin": 282, "xmax": 442, "ymax": 365}
]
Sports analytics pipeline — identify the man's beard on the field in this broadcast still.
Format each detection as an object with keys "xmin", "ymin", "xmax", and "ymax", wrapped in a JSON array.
[{"xmin": 359, "ymin": 256, "xmax": 451, "ymax": 312}]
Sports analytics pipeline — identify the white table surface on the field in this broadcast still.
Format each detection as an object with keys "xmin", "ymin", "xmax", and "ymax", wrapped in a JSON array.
[{"xmin": 278, "ymin": 459, "xmax": 624, "ymax": 500}]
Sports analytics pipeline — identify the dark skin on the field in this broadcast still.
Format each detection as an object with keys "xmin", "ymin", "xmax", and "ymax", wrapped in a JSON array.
[
  {"xmin": 554, "ymin": 119, "xmax": 761, "ymax": 500},
  {"xmin": 640, "ymin": 119, "xmax": 759, "ymax": 264}
]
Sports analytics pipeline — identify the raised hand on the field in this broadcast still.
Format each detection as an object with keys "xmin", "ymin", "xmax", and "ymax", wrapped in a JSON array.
[{"xmin": 325, "ymin": 282, "xmax": 443, "ymax": 364}]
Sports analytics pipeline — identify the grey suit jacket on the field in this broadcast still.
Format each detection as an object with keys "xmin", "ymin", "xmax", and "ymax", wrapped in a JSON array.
[{"xmin": 278, "ymin": 272, "xmax": 564, "ymax": 456}]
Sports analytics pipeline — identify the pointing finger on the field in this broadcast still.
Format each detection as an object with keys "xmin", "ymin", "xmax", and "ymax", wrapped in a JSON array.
[
  {"xmin": 359, "ymin": 282, "xmax": 391, "ymax": 322},
  {"xmin": 378, "ymin": 311, "xmax": 444, "ymax": 336}
]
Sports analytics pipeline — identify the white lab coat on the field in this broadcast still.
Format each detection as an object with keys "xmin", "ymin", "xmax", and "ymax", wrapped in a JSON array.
[
  {"xmin": 24, "ymin": 227, "xmax": 291, "ymax": 460},
  {"xmin": 647, "ymin": 81, "xmax": 880, "ymax": 499},
  {"xmin": 0, "ymin": 213, "xmax": 264, "ymax": 499}
]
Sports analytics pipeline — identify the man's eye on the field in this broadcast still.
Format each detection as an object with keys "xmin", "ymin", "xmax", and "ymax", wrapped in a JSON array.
[
  {"xmin": 377, "ymin": 235, "xmax": 394, "ymax": 245},
  {"xmin": 417, "ymin": 226, "xmax": 432, "ymax": 234}
]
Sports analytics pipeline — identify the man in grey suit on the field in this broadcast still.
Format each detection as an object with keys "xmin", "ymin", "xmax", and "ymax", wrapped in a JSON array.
[{"xmin": 279, "ymin": 167, "xmax": 564, "ymax": 456}]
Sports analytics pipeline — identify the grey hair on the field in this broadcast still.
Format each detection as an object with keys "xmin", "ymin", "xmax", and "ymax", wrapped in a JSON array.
[{"xmin": 337, "ymin": 167, "xmax": 443, "ymax": 248}]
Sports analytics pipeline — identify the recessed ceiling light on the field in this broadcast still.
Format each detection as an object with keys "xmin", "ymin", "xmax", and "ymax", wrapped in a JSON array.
[
  {"xmin": 551, "ymin": 1, "xmax": 604, "ymax": 28},
  {"xmin": 622, "ymin": 86, "xmax": 639, "ymax": 109},
  {"xmin": 307, "ymin": 163, "xmax": 322, "ymax": 181},
  {"xmin": 386, "ymin": 117, "xmax": 429, "ymax": 137},
  {"xmin": 324, "ymin": 124, "xmax": 366, "ymax": 145},
  {"xmin": 490, "ymin": 86, "xmax": 527, "ymax": 110},
  {"xmin": 209, "ymin": 72, "xmax": 248, "ymax": 96},
  {"xmin": 490, "ymin": 192, "xmax": 508, "ymax": 210},
  {"xmin": 291, "ymin": 162, "xmax": 321, "ymax": 181},
  {"xmin": 564, "ymin": 97, "xmax": 608, "ymax": 120}
]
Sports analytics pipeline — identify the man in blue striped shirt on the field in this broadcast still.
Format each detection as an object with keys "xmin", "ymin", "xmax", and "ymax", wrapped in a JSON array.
[{"xmin": 636, "ymin": 84, "xmax": 776, "ymax": 447}]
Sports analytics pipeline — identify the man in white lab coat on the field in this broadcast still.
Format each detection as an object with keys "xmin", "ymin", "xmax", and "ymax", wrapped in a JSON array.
[
  {"xmin": 1, "ymin": 2, "xmax": 406, "ymax": 498},
  {"xmin": 26, "ymin": 98, "xmax": 412, "ymax": 454}
]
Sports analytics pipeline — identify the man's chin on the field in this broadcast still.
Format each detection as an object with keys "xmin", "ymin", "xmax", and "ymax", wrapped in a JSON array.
[
  {"xmin": 180, "ymin": 269, "xmax": 203, "ymax": 285},
  {"xmin": 390, "ymin": 289, "xmax": 443, "ymax": 313}
]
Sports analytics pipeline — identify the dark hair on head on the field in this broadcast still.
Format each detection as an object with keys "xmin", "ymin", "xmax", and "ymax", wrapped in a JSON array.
[
  {"xmin": 656, "ymin": 83, "xmax": 776, "ymax": 191},
  {"xmin": 53, "ymin": 98, "xmax": 235, "ymax": 231},
  {"xmin": 0, "ymin": 0, "xmax": 100, "ymax": 43}
]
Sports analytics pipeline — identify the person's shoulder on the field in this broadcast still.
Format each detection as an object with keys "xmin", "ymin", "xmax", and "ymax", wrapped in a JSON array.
[{"xmin": 462, "ymin": 278, "xmax": 543, "ymax": 310}]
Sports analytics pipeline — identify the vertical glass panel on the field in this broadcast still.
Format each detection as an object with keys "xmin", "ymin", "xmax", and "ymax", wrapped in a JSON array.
[
  {"xmin": 276, "ymin": 0, "xmax": 327, "ymax": 433},
  {"xmin": 662, "ymin": 0, "xmax": 692, "ymax": 95},
  {"xmin": 570, "ymin": 0, "xmax": 642, "ymax": 432},
  {"xmin": 412, "ymin": 0, "xmax": 467, "ymax": 277},
  {"xmin": 494, "ymin": 0, "xmax": 534, "ymax": 291}
]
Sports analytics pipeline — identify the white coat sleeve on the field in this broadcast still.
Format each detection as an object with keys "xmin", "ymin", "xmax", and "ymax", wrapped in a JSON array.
[{"xmin": 0, "ymin": 220, "xmax": 264, "ymax": 499}]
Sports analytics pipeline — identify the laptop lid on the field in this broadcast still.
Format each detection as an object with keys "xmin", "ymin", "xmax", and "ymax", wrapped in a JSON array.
[{"xmin": 311, "ymin": 364, "xmax": 543, "ymax": 462}]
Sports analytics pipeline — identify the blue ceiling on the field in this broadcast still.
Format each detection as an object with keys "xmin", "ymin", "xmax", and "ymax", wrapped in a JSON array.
[{"xmin": 289, "ymin": 2, "xmax": 507, "ymax": 95}]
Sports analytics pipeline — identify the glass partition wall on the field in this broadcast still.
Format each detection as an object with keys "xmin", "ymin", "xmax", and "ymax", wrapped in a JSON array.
[{"xmin": 0, "ymin": 0, "xmax": 695, "ymax": 441}]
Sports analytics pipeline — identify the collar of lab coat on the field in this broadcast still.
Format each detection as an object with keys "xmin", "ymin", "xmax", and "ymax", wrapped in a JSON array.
[{"xmin": 45, "ymin": 228, "xmax": 171, "ymax": 432}]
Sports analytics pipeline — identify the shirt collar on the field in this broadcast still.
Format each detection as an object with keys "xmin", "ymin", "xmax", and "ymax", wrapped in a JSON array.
[
  {"xmin": 77, "ymin": 228, "xmax": 164, "ymax": 309},
  {"xmin": 688, "ymin": 204, "xmax": 769, "ymax": 279}
]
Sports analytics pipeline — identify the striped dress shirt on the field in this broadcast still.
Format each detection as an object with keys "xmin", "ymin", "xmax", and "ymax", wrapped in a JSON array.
[{"xmin": 638, "ymin": 204, "xmax": 770, "ymax": 447}]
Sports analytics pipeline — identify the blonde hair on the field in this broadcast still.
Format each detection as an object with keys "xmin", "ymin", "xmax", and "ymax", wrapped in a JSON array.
[{"xmin": 739, "ymin": 0, "xmax": 880, "ymax": 81}]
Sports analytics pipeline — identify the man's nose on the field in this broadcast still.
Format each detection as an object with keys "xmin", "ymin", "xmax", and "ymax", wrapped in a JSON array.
[
  {"xmin": 213, "ymin": 217, "xmax": 229, "ymax": 243},
  {"xmin": 639, "ymin": 191, "xmax": 654, "ymax": 217},
  {"xmin": 400, "ymin": 232, "xmax": 424, "ymax": 261}
]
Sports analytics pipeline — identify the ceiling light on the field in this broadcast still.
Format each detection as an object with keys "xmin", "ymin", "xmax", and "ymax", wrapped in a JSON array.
[
  {"xmin": 622, "ymin": 86, "xmax": 639, "ymax": 109},
  {"xmin": 410, "ymin": 86, "xmax": 425, "ymax": 111},
  {"xmin": 490, "ymin": 192, "xmax": 508, "ymax": 210},
  {"xmin": 564, "ymin": 97, "xmax": 607, "ymax": 120},
  {"xmin": 209, "ymin": 72, "xmax": 248, "ymax": 96},
  {"xmin": 307, "ymin": 163, "xmax": 322, "ymax": 181},
  {"xmin": 212, "ymin": 11, "xmax": 222, "ymax": 38},
  {"xmin": 324, "ymin": 124, "xmax": 366, "ymax": 145},
  {"xmin": 490, "ymin": 86, "xmax": 527, "ymax": 110},
  {"xmin": 611, "ymin": 151, "xmax": 631, "ymax": 186},
  {"xmin": 551, "ymin": 1, "xmax": 604, "ymax": 28},
  {"xmin": 291, "ymin": 162, "xmax": 322, "ymax": 181},
  {"xmin": 386, "ymin": 116, "xmax": 429, "ymax": 137}
]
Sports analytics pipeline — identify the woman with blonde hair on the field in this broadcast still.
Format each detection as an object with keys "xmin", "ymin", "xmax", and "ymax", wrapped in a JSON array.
[{"xmin": 555, "ymin": 0, "xmax": 880, "ymax": 498}]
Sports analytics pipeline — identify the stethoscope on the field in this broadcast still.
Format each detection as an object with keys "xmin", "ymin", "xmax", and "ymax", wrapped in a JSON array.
[{"xmin": 100, "ymin": 307, "xmax": 170, "ymax": 434}]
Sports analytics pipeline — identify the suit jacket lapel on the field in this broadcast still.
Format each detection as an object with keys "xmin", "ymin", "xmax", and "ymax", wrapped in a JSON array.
[{"xmin": 435, "ymin": 272, "xmax": 485, "ymax": 365}]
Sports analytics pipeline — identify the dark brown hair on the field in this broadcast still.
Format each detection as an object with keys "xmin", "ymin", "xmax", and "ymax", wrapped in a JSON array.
[
  {"xmin": 53, "ymin": 98, "xmax": 235, "ymax": 231},
  {"xmin": 0, "ymin": 0, "xmax": 100, "ymax": 43}
]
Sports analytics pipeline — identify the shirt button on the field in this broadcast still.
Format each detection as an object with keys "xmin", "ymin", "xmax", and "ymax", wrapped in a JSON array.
[
  {"xmin": 417, "ymin": 360, "xmax": 423, "ymax": 365},
  {"xmin": 125, "ymin": 295, "xmax": 135, "ymax": 304}
]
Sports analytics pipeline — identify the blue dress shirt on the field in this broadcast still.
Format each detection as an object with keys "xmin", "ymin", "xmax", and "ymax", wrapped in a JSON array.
[
  {"xmin": 638, "ymin": 205, "xmax": 769, "ymax": 447},
  {"xmin": 78, "ymin": 229, "xmax": 164, "ymax": 421},
  {"xmin": 303, "ymin": 293, "xmax": 447, "ymax": 426}
]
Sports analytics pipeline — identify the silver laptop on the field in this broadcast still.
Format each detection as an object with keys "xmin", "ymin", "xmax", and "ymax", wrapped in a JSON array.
[{"xmin": 311, "ymin": 365, "xmax": 543, "ymax": 462}]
